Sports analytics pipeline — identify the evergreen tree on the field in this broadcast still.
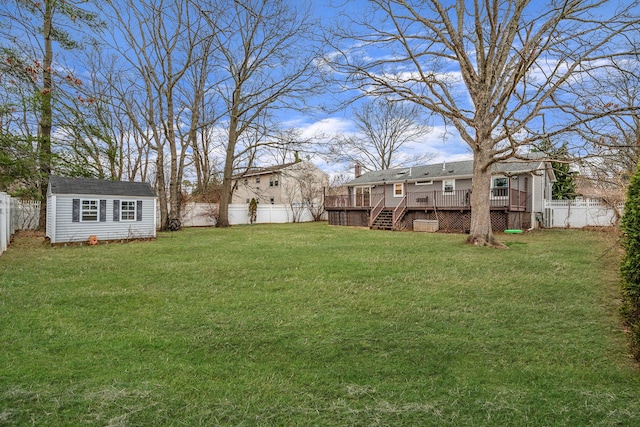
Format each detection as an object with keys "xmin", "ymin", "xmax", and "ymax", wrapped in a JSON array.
[
  {"xmin": 620, "ymin": 160, "xmax": 640, "ymax": 360},
  {"xmin": 551, "ymin": 145, "xmax": 577, "ymax": 200}
]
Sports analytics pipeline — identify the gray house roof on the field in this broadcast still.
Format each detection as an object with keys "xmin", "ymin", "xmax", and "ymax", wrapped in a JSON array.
[
  {"xmin": 348, "ymin": 157, "xmax": 552, "ymax": 186},
  {"xmin": 239, "ymin": 161, "xmax": 300, "ymax": 178},
  {"xmin": 49, "ymin": 176, "xmax": 156, "ymax": 197},
  {"xmin": 233, "ymin": 160, "xmax": 327, "ymax": 179}
]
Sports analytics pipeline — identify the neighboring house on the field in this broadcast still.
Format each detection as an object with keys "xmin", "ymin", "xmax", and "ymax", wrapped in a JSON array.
[
  {"xmin": 325, "ymin": 155, "xmax": 555, "ymax": 232},
  {"xmin": 232, "ymin": 160, "xmax": 329, "ymax": 208},
  {"xmin": 46, "ymin": 176, "xmax": 157, "ymax": 244}
]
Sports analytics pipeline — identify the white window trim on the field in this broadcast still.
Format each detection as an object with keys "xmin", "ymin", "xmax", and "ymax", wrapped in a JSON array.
[
  {"xmin": 442, "ymin": 179, "xmax": 455, "ymax": 194},
  {"xmin": 393, "ymin": 182, "xmax": 404, "ymax": 197},
  {"xmin": 120, "ymin": 200, "xmax": 137, "ymax": 221},
  {"xmin": 491, "ymin": 176, "xmax": 509, "ymax": 199},
  {"xmin": 81, "ymin": 199, "xmax": 99, "ymax": 222},
  {"xmin": 492, "ymin": 176, "xmax": 508, "ymax": 187},
  {"xmin": 415, "ymin": 180, "xmax": 433, "ymax": 186}
]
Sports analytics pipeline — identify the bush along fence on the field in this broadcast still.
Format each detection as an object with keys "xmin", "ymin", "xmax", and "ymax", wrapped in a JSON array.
[
  {"xmin": 0, "ymin": 194, "xmax": 40, "ymax": 256},
  {"xmin": 544, "ymin": 198, "xmax": 622, "ymax": 228}
]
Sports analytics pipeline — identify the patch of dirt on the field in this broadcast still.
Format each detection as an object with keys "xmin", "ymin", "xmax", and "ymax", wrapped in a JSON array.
[{"xmin": 13, "ymin": 229, "xmax": 45, "ymax": 238}]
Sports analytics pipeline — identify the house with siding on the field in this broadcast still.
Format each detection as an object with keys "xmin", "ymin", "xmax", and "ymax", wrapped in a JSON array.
[
  {"xmin": 232, "ymin": 160, "xmax": 329, "ymax": 207},
  {"xmin": 325, "ymin": 156, "xmax": 555, "ymax": 232},
  {"xmin": 46, "ymin": 176, "xmax": 157, "ymax": 244}
]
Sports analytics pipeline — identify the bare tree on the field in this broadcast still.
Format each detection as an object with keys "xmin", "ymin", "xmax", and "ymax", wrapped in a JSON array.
[
  {"xmin": 56, "ymin": 49, "xmax": 124, "ymax": 180},
  {"xmin": 573, "ymin": 61, "xmax": 640, "ymax": 223},
  {"xmin": 102, "ymin": 0, "xmax": 212, "ymax": 230},
  {"xmin": 331, "ymin": 98, "xmax": 434, "ymax": 171},
  {"xmin": 326, "ymin": 0, "xmax": 640, "ymax": 246},
  {"xmin": 280, "ymin": 162, "xmax": 329, "ymax": 222},
  {"xmin": 197, "ymin": 0, "xmax": 323, "ymax": 227},
  {"xmin": 191, "ymin": 103, "xmax": 221, "ymax": 198}
]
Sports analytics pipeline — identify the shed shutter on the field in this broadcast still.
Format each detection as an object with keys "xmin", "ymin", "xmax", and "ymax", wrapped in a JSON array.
[
  {"xmin": 99, "ymin": 200, "xmax": 107, "ymax": 222},
  {"xmin": 113, "ymin": 200, "xmax": 120, "ymax": 222},
  {"xmin": 72, "ymin": 199, "xmax": 80, "ymax": 222},
  {"xmin": 136, "ymin": 200, "xmax": 143, "ymax": 221}
]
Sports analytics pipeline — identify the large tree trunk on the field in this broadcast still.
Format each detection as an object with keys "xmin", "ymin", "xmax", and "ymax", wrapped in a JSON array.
[
  {"xmin": 217, "ymin": 91, "xmax": 241, "ymax": 228},
  {"xmin": 37, "ymin": 0, "xmax": 53, "ymax": 231},
  {"xmin": 217, "ymin": 162, "xmax": 233, "ymax": 228},
  {"xmin": 467, "ymin": 148, "xmax": 503, "ymax": 247},
  {"xmin": 217, "ymin": 117, "xmax": 239, "ymax": 228},
  {"xmin": 155, "ymin": 149, "xmax": 169, "ymax": 230}
]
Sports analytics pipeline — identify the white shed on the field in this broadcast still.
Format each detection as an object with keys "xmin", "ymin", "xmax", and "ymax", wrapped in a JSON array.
[{"xmin": 46, "ymin": 176, "xmax": 157, "ymax": 244}]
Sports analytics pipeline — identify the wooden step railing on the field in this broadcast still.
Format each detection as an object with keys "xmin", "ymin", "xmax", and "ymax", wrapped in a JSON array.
[
  {"xmin": 392, "ymin": 195, "xmax": 408, "ymax": 229},
  {"xmin": 369, "ymin": 198, "xmax": 385, "ymax": 228}
]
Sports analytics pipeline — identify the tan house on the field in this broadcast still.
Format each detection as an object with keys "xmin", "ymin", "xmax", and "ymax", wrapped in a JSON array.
[{"xmin": 232, "ymin": 161, "xmax": 329, "ymax": 209}]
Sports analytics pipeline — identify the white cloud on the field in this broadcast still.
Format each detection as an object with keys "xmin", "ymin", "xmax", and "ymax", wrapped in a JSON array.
[{"xmin": 298, "ymin": 117, "xmax": 356, "ymax": 139}]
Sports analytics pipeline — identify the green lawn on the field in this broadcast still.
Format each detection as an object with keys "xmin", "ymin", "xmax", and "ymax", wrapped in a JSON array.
[{"xmin": 0, "ymin": 223, "xmax": 638, "ymax": 426}]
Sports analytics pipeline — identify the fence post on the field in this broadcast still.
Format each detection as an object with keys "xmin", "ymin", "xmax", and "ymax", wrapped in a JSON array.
[{"xmin": 0, "ymin": 193, "xmax": 9, "ymax": 255}]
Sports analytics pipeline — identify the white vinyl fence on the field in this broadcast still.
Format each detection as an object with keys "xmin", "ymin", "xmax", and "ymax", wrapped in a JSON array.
[
  {"xmin": 180, "ymin": 202, "xmax": 318, "ymax": 227},
  {"xmin": 0, "ymin": 194, "xmax": 40, "ymax": 257},
  {"xmin": 544, "ymin": 198, "xmax": 622, "ymax": 228}
]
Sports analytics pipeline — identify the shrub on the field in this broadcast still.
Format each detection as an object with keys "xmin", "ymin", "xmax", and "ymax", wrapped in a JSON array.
[
  {"xmin": 620, "ymin": 161, "xmax": 640, "ymax": 360},
  {"xmin": 248, "ymin": 198, "xmax": 258, "ymax": 224}
]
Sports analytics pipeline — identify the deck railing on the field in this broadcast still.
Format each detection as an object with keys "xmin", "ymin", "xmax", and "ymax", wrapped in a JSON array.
[
  {"xmin": 392, "ymin": 195, "xmax": 408, "ymax": 229},
  {"xmin": 369, "ymin": 197, "xmax": 385, "ymax": 227},
  {"xmin": 326, "ymin": 188, "xmax": 527, "ymax": 211}
]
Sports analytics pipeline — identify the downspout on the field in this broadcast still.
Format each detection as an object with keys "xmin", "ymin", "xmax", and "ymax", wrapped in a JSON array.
[
  {"xmin": 529, "ymin": 172, "xmax": 536, "ymax": 230},
  {"xmin": 383, "ymin": 180, "xmax": 386, "ymax": 208}
]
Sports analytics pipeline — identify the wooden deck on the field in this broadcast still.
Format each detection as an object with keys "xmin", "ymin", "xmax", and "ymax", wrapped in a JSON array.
[{"xmin": 325, "ymin": 188, "xmax": 528, "ymax": 231}]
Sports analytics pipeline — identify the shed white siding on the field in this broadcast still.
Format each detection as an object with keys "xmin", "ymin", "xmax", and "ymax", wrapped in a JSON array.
[
  {"xmin": 46, "ymin": 194, "xmax": 56, "ymax": 241},
  {"xmin": 49, "ymin": 194, "xmax": 156, "ymax": 244}
]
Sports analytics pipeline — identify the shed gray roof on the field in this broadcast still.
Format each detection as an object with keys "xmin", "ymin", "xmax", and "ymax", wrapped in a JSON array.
[
  {"xmin": 348, "ymin": 158, "xmax": 548, "ymax": 186},
  {"xmin": 49, "ymin": 176, "xmax": 156, "ymax": 197}
]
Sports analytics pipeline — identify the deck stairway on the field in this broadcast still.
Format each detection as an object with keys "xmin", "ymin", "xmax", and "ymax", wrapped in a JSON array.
[{"xmin": 371, "ymin": 209, "xmax": 394, "ymax": 230}]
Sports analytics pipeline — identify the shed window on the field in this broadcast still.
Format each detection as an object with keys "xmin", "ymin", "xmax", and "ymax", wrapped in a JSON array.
[
  {"xmin": 121, "ymin": 200, "xmax": 136, "ymax": 221},
  {"xmin": 82, "ymin": 200, "xmax": 99, "ymax": 221}
]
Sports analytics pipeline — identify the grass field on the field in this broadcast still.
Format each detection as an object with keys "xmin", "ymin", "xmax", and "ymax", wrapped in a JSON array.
[{"xmin": 0, "ymin": 223, "xmax": 638, "ymax": 426}]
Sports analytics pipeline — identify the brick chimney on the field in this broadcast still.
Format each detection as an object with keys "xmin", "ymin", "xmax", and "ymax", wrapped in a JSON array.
[{"xmin": 354, "ymin": 163, "xmax": 362, "ymax": 178}]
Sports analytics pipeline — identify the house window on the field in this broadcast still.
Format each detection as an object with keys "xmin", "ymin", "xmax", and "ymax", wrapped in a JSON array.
[
  {"xmin": 256, "ymin": 177, "xmax": 261, "ymax": 183},
  {"xmin": 443, "ymin": 179, "xmax": 455, "ymax": 194},
  {"xmin": 393, "ymin": 183, "xmax": 404, "ymax": 197},
  {"xmin": 270, "ymin": 197, "xmax": 275, "ymax": 204},
  {"xmin": 270, "ymin": 175, "xmax": 278, "ymax": 187},
  {"xmin": 81, "ymin": 200, "xmax": 98, "ymax": 221},
  {"xmin": 121, "ymin": 200, "xmax": 136, "ymax": 221},
  {"xmin": 492, "ymin": 177, "xmax": 508, "ymax": 197},
  {"xmin": 244, "ymin": 178, "xmax": 248, "ymax": 185}
]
